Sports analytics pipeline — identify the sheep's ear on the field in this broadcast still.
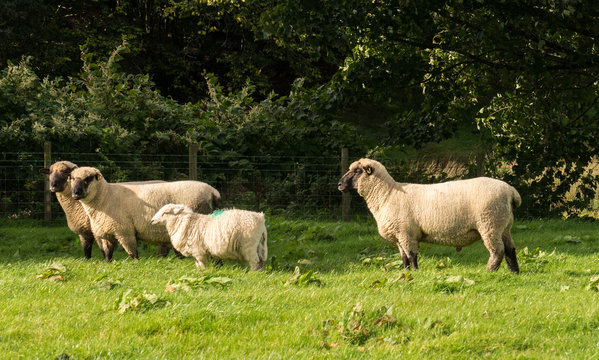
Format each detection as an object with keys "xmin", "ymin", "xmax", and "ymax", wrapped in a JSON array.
[
  {"xmin": 40, "ymin": 168, "xmax": 50, "ymax": 175},
  {"xmin": 95, "ymin": 173, "xmax": 102, "ymax": 181},
  {"xmin": 364, "ymin": 166, "xmax": 374, "ymax": 175}
]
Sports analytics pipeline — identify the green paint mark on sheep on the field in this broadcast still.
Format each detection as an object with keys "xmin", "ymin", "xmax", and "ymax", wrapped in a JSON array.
[{"xmin": 211, "ymin": 209, "xmax": 225, "ymax": 218}]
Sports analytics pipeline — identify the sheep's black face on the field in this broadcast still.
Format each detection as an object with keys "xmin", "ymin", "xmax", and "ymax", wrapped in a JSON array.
[
  {"xmin": 71, "ymin": 175, "xmax": 97, "ymax": 200},
  {"xmin": 338, "ymin": 167, "xmax": 363, "ymax": 192},
  {"xmin": 40, "ymin": 165, "xmax": 76, "ymax": 193}
]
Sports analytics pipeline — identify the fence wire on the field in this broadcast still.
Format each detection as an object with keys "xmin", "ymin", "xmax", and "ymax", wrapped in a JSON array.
[
  {"xmin": 0, "ymin": 152, "xmax": 360, "ymax": 221},
  {"xmin": 1, "ymin": 151, "xmax": 597, "ymax": 221}
]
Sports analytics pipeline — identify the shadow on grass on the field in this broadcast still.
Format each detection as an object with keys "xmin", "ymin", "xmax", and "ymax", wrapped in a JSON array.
[
  {"xmin": 1, "ymin": 218, "xmax": 597, "ymax": 274},
  {"xmin": 0, "ymin": 219, "xmax": 175, "ymax": 264}
]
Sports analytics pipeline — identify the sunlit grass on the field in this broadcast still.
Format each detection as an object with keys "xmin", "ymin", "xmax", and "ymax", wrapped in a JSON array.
[{"xmin": 1, "ymin": 217, "xmax": 599, "ymax": 359}]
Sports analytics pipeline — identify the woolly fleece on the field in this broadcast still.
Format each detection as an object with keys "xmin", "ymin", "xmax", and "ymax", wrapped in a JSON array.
[
  {"xmin": 151, "ymin": 204, "xmax": 267, "ymax": 270},
  {"xmin": 339, "ymin": 158, "xmax": 520, "ymax": 272}
]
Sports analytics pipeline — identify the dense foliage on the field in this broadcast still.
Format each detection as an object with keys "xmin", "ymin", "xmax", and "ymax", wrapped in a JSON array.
[{"xmin": 2, "ymin": 0, "xmax": 599, "ymax": 216}]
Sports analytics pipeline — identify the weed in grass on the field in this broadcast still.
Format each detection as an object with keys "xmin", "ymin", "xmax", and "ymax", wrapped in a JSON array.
[
  {"xmin": 114, "ymin": 289, "xmax": 170, "ymax": 314},
  {"xmin": 318, "ymin": 302, "xmax": 399, "ymax": 348},
  {"xmin": 382, "ymin": 259, "xmax": 405, "ymax": 272},
  {"xmin": 585, "ymin": 275, "xmax": 599, "ymax": 292},
  {"xmin": 434, "ymin": 256, "xmax": 453, "ymax": 269},
  {"xmin": 92, "ymin": 273, "xmax": 123, "ymax": 290},
  {"xmin": 285, "ymin": 266, "xmax": 323, "ymax": 286},
  {"xmin": 165, "ymin": 275, "xmax": 233, "ymax": 293},
  {"xmin": 390, "ymin": 272, "xmax": 414, "ymax": 283},
  {"xmin": 518, "ymin": 247, "xmax": 565, "ymax": 272},
  {"xmin": 94, "ymin": 279, "xmax": 122, "ymax": 291},
  {"xmin": 362, "ymin": 271, "xmax": 414, "ymax": 289},
  {"xmin": 360, "ymin": 255, "xmax": 388, "ymax": 267},
  {"xmin": 359, "ymin": 251, "xmax": 412, "ymax": 272},
  {"xmin": 432, "ymin": 275, "xmax": 475, "ymax": 294},
  {"xmin": 421, "ymin": 318, "xmax": 453, "ymax": 337},
  {"xmin": 35, "ymin": 262, "xmax": 66, "ymax": 281}
]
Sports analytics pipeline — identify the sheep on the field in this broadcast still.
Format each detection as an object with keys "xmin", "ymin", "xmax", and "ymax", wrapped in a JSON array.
[
  {"xmin": 338, "ymin": 158, "xmax": 521, "ymax": 273},
  {"xmin": 150, "ymin": 204, "xmax": 268, "ymax": 271},
  {"xmin": 69, "ymin": 166, "xmax": 221, "ymax": 262},
  {"xmin": 40, "ymin": 161, "xmax": 97, "ymax": 259},
  {"xmin": 39, "ymin": 161, "xmax": 172, "ymax": 260}
]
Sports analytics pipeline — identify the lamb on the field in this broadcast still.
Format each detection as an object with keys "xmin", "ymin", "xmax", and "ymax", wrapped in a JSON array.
[
  {"xmin": 338, "ymin": 158, "xmax": 520, "ymax": 273},
  {"xmin": 69, "ymin": 166, "xmax": 221, "ymax": 262},
  {"xmin": 150, "ymin": 204, "xmax": 268, "ymax": 270}
]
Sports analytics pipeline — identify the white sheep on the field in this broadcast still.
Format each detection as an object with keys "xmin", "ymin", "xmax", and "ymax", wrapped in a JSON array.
[
  {"xmin": 150, "ymin": 204, "xmax": 268, "ymax": 270},
  {"xmin": 69, "ymin": 166, "xmax": 221, "ymax": 261},
  {"xmin": 338, "ymin": 158, "xmax": 520, "ymax": 272},
  {"xmin": 40, "ymin": 161, "xmax": 97, "ymax": 259},
  {"xmin": 40, "ymin": 161, "xmax": 176, "ymax": 260}
]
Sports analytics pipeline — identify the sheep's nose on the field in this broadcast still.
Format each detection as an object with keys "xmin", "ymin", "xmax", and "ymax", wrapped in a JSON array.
[{"xmin": 72, "ymin": 187, "xmax": 83, "ymax": 199}]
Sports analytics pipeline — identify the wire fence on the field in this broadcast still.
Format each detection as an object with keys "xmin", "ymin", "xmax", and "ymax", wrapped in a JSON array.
[
  {"xmin": 2, "ymin": 149, "xmax": 598, "ymax": 221},
  {"xmin": 0, "ymin": 150, "xmax": 359, "ymax": 222}
]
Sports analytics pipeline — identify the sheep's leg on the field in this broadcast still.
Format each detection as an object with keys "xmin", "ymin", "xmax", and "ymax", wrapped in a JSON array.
[
  {"xmin": 396, "ymin": 245, "xmax": 410, "ymax": 269},
  {"xmin": 481, "ymin": 232, "xmax": 504, "ymax": 272},
  {"xmin": 194, "ymin": 255, "xmax": 207, "ymax": 269},
  {"xmin": 79, "ymin": 231, "xmax": 95, "ymax": 259},
  {"xmin": 116, "ymin": 233, "xmax": 138, "ymax": 260},
  {"xmin": 156, "ymin": 243, "xmax": 170, "ymax": 257},
  {"xmin": 408, "ymin": 251, "xmax": 418, "ymax": 270},
  {"xmin": 502, "ymin": 230, "xmax": 519, "ymax": 273},
  {"xmin": 248, "ymin": 253, "xmax": 264, "ymax": 271},
  {"xmin": 243, "ymin": 245, "xmax": 263, "ymax": 271},
  {"xmin": 101, "ymin": 238, "xmax": 116, "ymax": 263},
  {"xmin": 397, "ymin": 237, "xmax": 419, "ymax": 270},
  {"xmin": 249, "ymin": 259, "xmax": 263, "ymax": 271}
]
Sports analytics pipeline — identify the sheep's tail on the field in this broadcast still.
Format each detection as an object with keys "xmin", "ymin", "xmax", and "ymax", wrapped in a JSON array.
[{"xmin": 511, "ymin": 186, "xmax": 522, "ymax": 209}]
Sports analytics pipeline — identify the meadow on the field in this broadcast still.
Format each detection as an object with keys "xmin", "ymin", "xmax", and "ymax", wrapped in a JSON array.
[{"xmin": 1, "ymin": 216, "xmax": 599, "ymax": 359}]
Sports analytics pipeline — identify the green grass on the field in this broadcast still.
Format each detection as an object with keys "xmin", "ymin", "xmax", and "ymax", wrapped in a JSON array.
[{"xmin": 2, "ymin": 217, "xmax": 599, "ymax": 359}]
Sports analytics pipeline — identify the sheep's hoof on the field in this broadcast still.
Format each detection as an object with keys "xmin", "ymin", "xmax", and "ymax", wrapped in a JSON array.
[{"xmin": 456, "ymin": 247, "xmax": 462, "ymax": 252}]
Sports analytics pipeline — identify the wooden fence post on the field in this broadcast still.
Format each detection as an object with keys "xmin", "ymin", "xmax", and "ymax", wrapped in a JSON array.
[
  {"xmin": 43, "ymin": 141, "xmax": 52, "ymax": 224},
  {"xmin": 341, "ymin": 147, "xmax": 351, "ymax": 221},
  {"xmin": 476, "ymin": 152, "xmax": 485, "ymax": 177},
  {"xmin": 189, "ymin": 143, "xmax": 198, "ymax": 180}
]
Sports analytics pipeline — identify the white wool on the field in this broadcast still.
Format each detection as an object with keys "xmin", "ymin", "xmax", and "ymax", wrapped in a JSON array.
[
  {"xmin": 152, "ymin": 205, "xmax": 267, "ymax": 271},
  {"xmin": 340, "ymin": 158, "xmax": 520, "ymax": 272},
  {"xmin": 70, "ymin": 166, "xmax": 221, "ymax": 261}
]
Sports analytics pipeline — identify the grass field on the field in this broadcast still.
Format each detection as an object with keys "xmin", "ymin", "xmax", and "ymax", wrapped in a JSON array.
[{"xmin": 1, "ymin": 216, "xmax": 599, "ymax": 359}]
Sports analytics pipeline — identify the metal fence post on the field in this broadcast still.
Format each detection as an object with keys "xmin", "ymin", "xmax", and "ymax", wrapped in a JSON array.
[
  {"xmin": 189, "ymin": 143, "xmax": 198, "ymax": 180},
  {"xmin": 341, "ymin": 147, "xmax": 351, "ymax": 221},
  {"xmin": 43, "ymin": 141, "xmax": 52, "ymax": 224}
]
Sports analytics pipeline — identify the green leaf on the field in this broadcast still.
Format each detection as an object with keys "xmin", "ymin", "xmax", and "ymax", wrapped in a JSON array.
[
  {"xmin": 36, "ymin": 262, "xmax": 66, "ymax": 280},
  {"xmin": 166, "ymin": 275, "xmax": 233, "ymax": 292},
  {"xmin": 585, "ymin": 275, "xmax": 599, "ymax": 292},
  {"xmin": 114, "ymin": 289, "xmax": 169, "ymax": 314},
  {"xmin": 285, "ymin": 266, "xmax": 323, "ymax": 287}
]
